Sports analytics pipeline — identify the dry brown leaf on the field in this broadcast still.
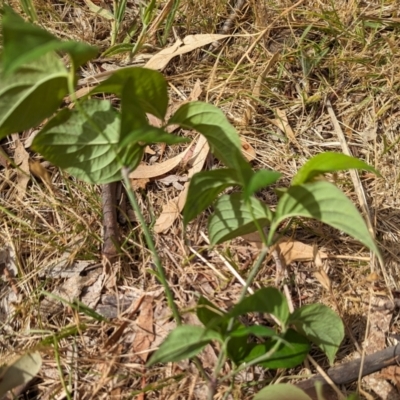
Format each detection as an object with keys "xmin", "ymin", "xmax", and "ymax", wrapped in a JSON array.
[
  {"xmin": 269, "ymin": 108, "xmax": 298, "ymax": 144},
  {"xmin": 29, "ymin": 160, "xmax": 52, "ymax": 187},
  {"xmin": 240, "ymin": 137, "xmax": 256, "ymax": 161},
  {"xmin": 154, "ymin": 136, "xmax": 209, "ymax": 233},
  {"xmin": 130, "ymin": 178, "xmax": 150, "ymax": 190},
  {"xmin": 132, "ymin": 295, "xmax": 154, "ymax": 363},
  {"xmin": 129, "ymin": 144, "xmax": 194, "ymax": 179},
  {"xmin": 242, "ymin": 233, "xmax": 328, "ymax": 265},
  {"xmin": 145, "ymin": 34, "xmax": 230, "ymax": 70},
  {"xmin": 13, "ymin": 137, "xmax": 30, "ymax": 199}
]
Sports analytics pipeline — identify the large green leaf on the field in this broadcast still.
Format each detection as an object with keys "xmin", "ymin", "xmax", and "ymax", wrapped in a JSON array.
[
  {"xmin": 0, "ymin": 352, "xmax": 42, "ymax": 397},
  {"xmin": 1, "ymin": 6, "xmax": 97, "ymax": 74},
  {"xmin": 184, "ymin": 169, "xmax": 240, "ymax": 226},
  {"xmin": 0, "ymin": 52, "xmax": 69, "ymax": 138},
  {"xmin": 244, "ymin": 329, "xmax": 310, "ymax": 369},
  {"xmin": 289, "ymin": 303, "xmax": 344, "ymax": 365},
  {"xmin": 146, "ymin": 325, "xmax": 222, "ymax": 366},
  {"xmin": 32, "ymin": 99, "xmax": 129, "ymax": 184},
  {"xmin": 292, "ymin": 152, "xmax": 380, "ymax": 185},
  {"xmin": 271, "ymin": 181, "xmax": 381, "ymax": 259},
  {"xmin": 196, "ymin": 296, "xmax": 228, "ymax": 333},
  {"xmin": 88, "ymin": 67, "xmax": 169, "ymax": 120},
  {"xmin": 168, "ymin": 102, "xmax": 253, "ymax": 184},
  {"xmin": 208, "ymin": 192, "xmax": 273, "ymax": 245},
  {"xmin": 254, "ymin": 384, "xmax": 312, "ymax": 400},
  {"xmin": 227, "ymin": 288, "xmax": 290, "ymax": 327}
]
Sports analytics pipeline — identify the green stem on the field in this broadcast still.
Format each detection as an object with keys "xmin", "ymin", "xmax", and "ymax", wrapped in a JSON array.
[{"xmin": 121, "ymin": 167, "xmax": 181, "ymax": 324}]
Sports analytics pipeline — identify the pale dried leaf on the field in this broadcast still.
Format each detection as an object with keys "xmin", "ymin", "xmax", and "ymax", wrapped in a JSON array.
[
  {"xmin": 158, "ymin": 174, "xmax": 188, "ymax": 186},
  {"xmin": 154, "ymin": 136, "xmax": 209, "ymax": 232},
  {"xmin": 29, "ymin": 160, "xmax": 52, "ymax": 186},
  {"xmin": 240, "ymin": 137, "xmax": 256, "ymax": 161},
  {"xmin": 145, "ymin": 34, "xmax": 230, "ymax": 70},
  {"xmin": 269, "ymin": 108, "xmax": 298, "ymax": 144},
  {"xmin": 14, "ymin": 139, "xmax": 30, "ymax": 199},
  {"xmin": 132, "ymin": 295, "xmax": 154, "ymax": 363},
  {"xmin": 129, "ymin": 144, "xmax": 193, "ymax": 179},
  {"xmin": 130, "ymin": 178, "xmax": 150, "ymax": 190}
]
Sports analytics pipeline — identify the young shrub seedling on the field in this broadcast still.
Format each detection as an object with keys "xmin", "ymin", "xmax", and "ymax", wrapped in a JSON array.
[{"xmin": 0, "ymin": 6, "xmax": 381, "ymax": 399}]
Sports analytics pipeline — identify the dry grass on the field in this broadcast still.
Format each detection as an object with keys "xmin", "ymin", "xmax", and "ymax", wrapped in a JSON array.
[{"xmin": 2, "ymin": 0, "xmax": 400, "ymax": 399}]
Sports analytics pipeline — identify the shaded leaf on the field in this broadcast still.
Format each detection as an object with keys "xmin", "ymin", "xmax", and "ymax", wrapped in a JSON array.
[
  {"xmin": 168, "ymin": 102, "xmax": 253, "ymax": 184},
  {"xmin": 88, "ymin": 67, "xmax": 168, "ymax": 120},
  {"xmin": 244, "ymin": 329, "xmax": 310, "ymax": 369},
  {"xmin": 244, "ymin": 169, "xmax": 282, "ymax": 199},
  {"xmin": 271, "ymin": 181, "xmax": 381, "ymax": 260},
  {"xmin": 184, "ymin": 169, "xmax": 240, "ymax": 226},
  {"xmin": 2, "ymin": 6, "xmax": 97, "ymax": 74},
  {"xmin": 292, "ymin": 152, "xmax": 380, "ymax": 185},
  {"xmin": 228, "ymin": 287, "xmax": 289, "ymax": 327},
  {"xmin": 0, "ymin": 53, "xmax": 69, "ymax": 138},
  {"xmin": 208, "ymin": 193, "xmax": 273, "ymax": 245},
  {"xmin": 289, "ymin": 303, "xmax": 344, "ymax": 365},
  {"xmin": 32, "ymin": 100, "xmax": 128, "ymax": 184},
  {"xmin": 0, "ymin": 352, "xmax": 42, "ymax": 397},
  {"xmin": 254, "ymin": 383, "xmax": 312, "ymax": 400},
  {"xmin": 146, "ymin": 325, "xmax": 222, "ymax": 366}
]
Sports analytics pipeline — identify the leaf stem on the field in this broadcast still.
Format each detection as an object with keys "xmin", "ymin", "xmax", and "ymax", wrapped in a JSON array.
[{"xmin": 121, "ymin": 166, "xmax": 181, "ymax": 324}]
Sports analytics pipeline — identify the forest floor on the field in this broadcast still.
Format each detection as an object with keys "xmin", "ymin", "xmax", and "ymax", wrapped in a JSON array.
[{"xmin": 2, "ymin": 0, "xmax": 400, "ymax": 399}]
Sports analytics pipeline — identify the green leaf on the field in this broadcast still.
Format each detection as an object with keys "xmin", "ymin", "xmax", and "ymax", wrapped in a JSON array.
[
  {"xmin": 292, "ymin": 152, "xmax": 380, "ymax": 185},
  {"xmin": 228, "ymin": 288, "xmax": 290, "ymax": 327},
  {"xmin": 254, "ymin": 384, "xmax": 312, "ymax": 400},
  {"xmin": 119, "ymin": 126, "xmax": 189, "ymax": 149},
  {"xmin": 196, "ymin": 296, "xmax": 228, "ymax": 331},
  {"xmin": 102, "ymin": 43, "xmax": 134, "ymax": 57},
  {"xmin": 208, "ymin": 193, "xmax": 273, "ymax": 245},
  {"xmin": 32, "ymin": 99, "xmax": 126, "ymax": 184},
  {"xmin": 289, "ymin": 303, "xmax": 344, "ymax": 365},
  {"xmin": 230, "ymin": 325, "xmax": 276, "ymax": 338},
  {"xmin": 1, "ymin": 6, "xmax": 97, "ymax": 74},
  {"xmin": 0, "ymin": 52, "xmax": 69, "ymax": 138},
  {"xmin": 146, "ymin": 325, "xmax": 222, "ymax": 366},
  {"xmin": 168, "ymin": 102, "xmax": 253, "ymax": 184},
  {"xmin": 0, "ymin": 352, "xmax": 42, "ymax": 397},
  {"xmin": 184, "ymin": 169, "xmax": 240, "ymax": 226},
  {"xmin": 244, "ymin": 169, "xmax": 282, "ymax": 199},
  {"xmin": 244, "ymin": 329, "xmax": 310, "ymax": 369},
  {"xmin": 88, "ymin": 67, "xmax": 168, "ymax": 120},
  {"xmin": 271, "ymin": 181, "xmax": 381, "ymax": 260}
]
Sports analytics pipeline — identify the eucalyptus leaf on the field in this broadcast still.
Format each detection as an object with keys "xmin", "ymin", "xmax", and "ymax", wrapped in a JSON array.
[
  {"xmin": 271, "ymin": 181, "xmax": 381, "ymax": 260},
  {"xmin": 208, "ymin": 193, "xmax": 273, "ymax": 245},
  {"xmin": 0, "ymin": 52, "xmax": 69, "ymax": 138}
]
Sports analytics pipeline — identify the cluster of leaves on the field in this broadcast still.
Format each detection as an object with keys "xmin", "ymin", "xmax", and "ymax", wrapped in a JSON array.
[{"xmin": 0, "ymin": 6, "xmax": 381, "ymax": 399}]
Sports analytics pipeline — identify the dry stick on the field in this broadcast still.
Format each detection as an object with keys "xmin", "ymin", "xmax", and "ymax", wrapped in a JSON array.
[
  {"xmin": 214, "ymin": 0, "xmax": 305, "ymax": 105},
  {"xmin": 203, "ymin": 0, "xmax": 248, "ymax": 59},
  {"xmin": 296, "ymin": 344, "xmax": 400, "ymax": 400},
  {"xmin": 326, "ymin": 100, "xmax": 389, "ymax": 282},
  {"xmin": 102, "ymin": 182, "xmax": 120, "ymax": 261}
]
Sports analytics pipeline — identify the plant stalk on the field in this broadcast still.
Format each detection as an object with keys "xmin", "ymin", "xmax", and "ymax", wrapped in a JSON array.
[{"xmin": 121, "ymin": 166, "xmax": 181, "ymax": 324}]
